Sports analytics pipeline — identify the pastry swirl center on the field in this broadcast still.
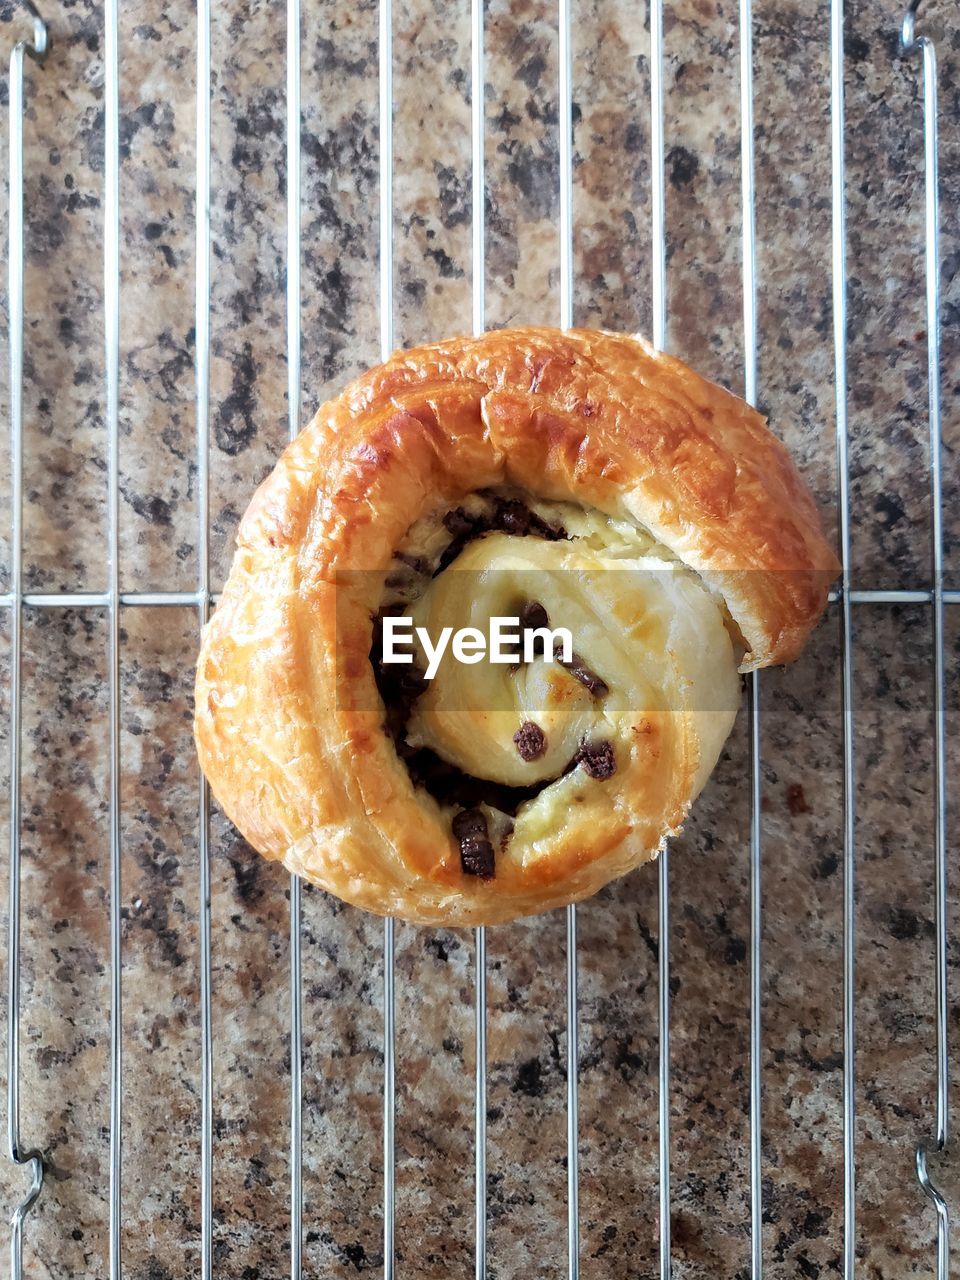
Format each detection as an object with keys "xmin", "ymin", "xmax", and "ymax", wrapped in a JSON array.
[{"xmin": 374, "ymin": 492, "xmax": 742, "ymax": 824}]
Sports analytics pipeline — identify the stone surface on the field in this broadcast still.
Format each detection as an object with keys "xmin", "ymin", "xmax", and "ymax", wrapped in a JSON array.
[{"xmin": 0, "ymin": 0, "xmax": 957, "ymax": 1276}]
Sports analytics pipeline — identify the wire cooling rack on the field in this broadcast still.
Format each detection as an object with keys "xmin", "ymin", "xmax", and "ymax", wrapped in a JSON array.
[{"xmin": 3, "ymin": 0, "xmax": 955, "ymax": 1276}]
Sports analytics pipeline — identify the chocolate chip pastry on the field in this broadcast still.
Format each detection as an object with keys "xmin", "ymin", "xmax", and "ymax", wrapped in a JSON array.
[{"xmin": 194, "ymin": 327, "xmax": 839, "ymax": 926}]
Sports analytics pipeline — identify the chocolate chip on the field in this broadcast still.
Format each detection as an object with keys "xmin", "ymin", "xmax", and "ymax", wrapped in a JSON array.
[
  {"xmin": 452, "ymin": 809, "xmax": 496, "ymax": 878},
  {"xmin": 528, "ymin": 512, "xmax": 567, "ymax": 541},
  {"xmin": 460, "ymin": 838, "xmax": 495, "ymax": 877},
  {"xmin": 443, "ymin": 506, "xmax": 482, "ymax": 538},
  {"xmin": 575, "ymin": 740, "xmax": 617, "ymax": 780},
  {"xmin": 437, "ymin": 505, "xmax": 495, "ymax": 573},
  {"xmin": 493, "ymin": 496, "xmax": 565, "ymax": 541},
  {"xmin": 515, "ymin": 601, "xmax": 552, "ymax": 664},
  {"xmin": 513, "ymin": 721, "xmax": 546, "ymax": 762},
  {"xmin": 452, "ymin": 809, "xmax": 486, "ymax": 840},
  {"xmin": 520, "ymin": 600, "xmax": 549, "ymax": 632},
  {"xmin": 554, "ymin": 648, "xmax": 609, "ymax": 697},
  {"xmin": 495, "ymin": 498, "xmax": 531, "ymax": 535}
]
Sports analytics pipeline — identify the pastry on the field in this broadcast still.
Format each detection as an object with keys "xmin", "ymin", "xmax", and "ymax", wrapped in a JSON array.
[{"xmin": 194, "ymin": 327, "xmax": 839, "ymax": 926}]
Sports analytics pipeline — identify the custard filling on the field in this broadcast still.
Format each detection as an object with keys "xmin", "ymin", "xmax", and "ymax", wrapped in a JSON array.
[{"xmin": 372, "ymin": 490, "xmax": 742, "ymax": 876}]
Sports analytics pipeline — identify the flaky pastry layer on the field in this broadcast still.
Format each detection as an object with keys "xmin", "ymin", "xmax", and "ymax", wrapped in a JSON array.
[{"xmin": 194, "ymin": 327, "xmax": 839, "ymax": 925}]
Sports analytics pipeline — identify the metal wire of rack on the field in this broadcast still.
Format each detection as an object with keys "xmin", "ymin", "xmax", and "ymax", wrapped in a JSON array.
[{"xmin": 2, "ymin": 0, "xmax": 953, "ymax": 1277}]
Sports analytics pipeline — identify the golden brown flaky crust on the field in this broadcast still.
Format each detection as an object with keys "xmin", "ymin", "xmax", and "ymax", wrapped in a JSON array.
[{"xmin": 195, "ymin": 327, "xmax": 839, "ymax": 925}]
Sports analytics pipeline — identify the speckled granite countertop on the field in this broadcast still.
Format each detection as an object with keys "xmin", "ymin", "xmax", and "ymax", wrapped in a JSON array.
[{"xmin": 1, "ymin": 0, "xmax": 958, "ymax": 1275}]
